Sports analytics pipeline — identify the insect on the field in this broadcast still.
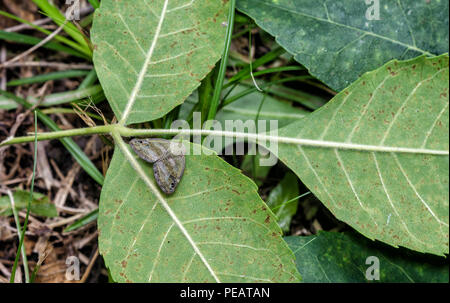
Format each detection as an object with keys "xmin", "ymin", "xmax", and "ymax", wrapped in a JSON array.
[{"xmin": 129, "ymin": 138, "xmax": 185, "ymax": 195}]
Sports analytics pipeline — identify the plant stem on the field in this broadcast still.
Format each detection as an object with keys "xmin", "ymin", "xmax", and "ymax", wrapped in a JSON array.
[
  {"xmin": 207, "ymin": 0, "xmax": 236, "ymax": 120},
  {"xmin": 7, "ymin": 191, "xmax": 29, "ymax": 282},
  {"xmin": 9, "ymin": 111, "xmax": 38, "ymax": 283},
  {"xmin": 1, "ymin": 124, "xmax": 448, "ymax": 156}
]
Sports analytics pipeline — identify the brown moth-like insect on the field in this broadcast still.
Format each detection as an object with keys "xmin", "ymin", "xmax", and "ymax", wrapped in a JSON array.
[{"xmin": 129, "ymin": 138, "xmax": 185, "ymax": 195}]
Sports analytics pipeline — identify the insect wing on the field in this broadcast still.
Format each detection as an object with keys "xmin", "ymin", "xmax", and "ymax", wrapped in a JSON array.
[
  {"xmin": 129, "ymin": 138, "xmax": 171, "ymax": 163},
  {"xmin": 153, "ymin": 155, "xmax": 185, "ymax": 194}
]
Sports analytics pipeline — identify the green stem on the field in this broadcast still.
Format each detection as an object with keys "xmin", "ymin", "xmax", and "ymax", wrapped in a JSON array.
[
  {"xmin": 1, "ymin": 124, "xmax": 448, "ymax": 156},
  {"xmin": 207, "ymin": 0, "xmax": 236, "ymax": 120},
  {"xmin": 10, "ymin": 111, "xmax": 38, "ymax": 283},
  {"xmin": 8, "ymin": 191, "xmax": 29, "ymax": 282}
]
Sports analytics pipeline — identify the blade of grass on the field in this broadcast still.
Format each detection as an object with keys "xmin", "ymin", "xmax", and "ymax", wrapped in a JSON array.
[
  {"xmin": 225, "ymin": 46, "xmax": 286, "ymax": 86},
  {"xmin": 247, "ymin": 29, "xmax": 263, "ymax": 92},
  {"xmin": 87, "ymin": 0, "xmax": 100, "ymax": 9},
  {"xmin": 198, "ymin": 72, "xmax": 214, "ymax": 124},
  {"xmin": 0, "ymin": 90, "xmax": 104, "ymax": 185},
  {"xmin": 0, "ymin": 30, "xmax": 88, "ymax": 59},
  {"xmin": 1, "ymin": 20, "xmax": 69, "ymax": 68},
  {"xmin": 221, "ymin": 76, "xmax": 313, "ymax": 107},
  {"xmin": 7, "ymin": 70, "xmax": 89, "ymax": 87},
  {"xmin": 207, "ymin": 0, "xmax": 236, "ymax": 120},
  {"xmin": 63, "ymin": 208, "xmax": 98, "ymax": 232},
  {"xmin": 31, "ymin": 0, "xmax": 92, "ymax": 56},
  {"xmin": 9, "ymin": 111, "xmax": 38, "ymax": 283},
  {"xmin": 29, "ymin": 264, "xmax": 40, "ymax": 283},
  {"xmin": 270, "ymin": 191, "xmax": 311, "ymax": 212},
  {"xmin": 0, "ymin": 10, "xmax": 91, "ymax": 58},
  {"xmin": 7, "ymin": 190, "xmax": 29, "ymax": 282},
  {"xmin": 236, "ymin": 66, "xmax": 303, "ymax": 83},
  {"xmin": 240, "ymin": 80, "xmax": 329, "ymax": 110},
  {"xmin": 78, "ymin": 69, "xmax": 98, "ymax": 90}
]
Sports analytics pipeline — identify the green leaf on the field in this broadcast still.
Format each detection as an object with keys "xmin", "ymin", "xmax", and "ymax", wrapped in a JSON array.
[
  {"xmin": 91, "ymin": 0, "xmax": 229, "ymax": 125},
  {"xmin": 99, "ymin": 141, "xmax": 300, "ymax": 283},
  {"xmin": 266, "ymin": 172, "xmax": 299, "ymax": 233},
  {"xmin": 216, "ymin": 86, "xmax": 309, "ymax": 128},
  {"xmin": 285, "ymin": 232, "xmax": 449, "ymax": 283},
  {"xmin": 0, "ymin": 190, "xmax": 57, "ymax": 218},
  {"xmin": 237, "ymin": 0, "xmax": 449, "ymax": 91},
  {"xmin": 272, "ymin": 55, "xmax": 449, "ymax": 255}
]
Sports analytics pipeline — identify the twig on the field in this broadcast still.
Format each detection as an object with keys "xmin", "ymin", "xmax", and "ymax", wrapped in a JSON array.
[
  {"xmin": 78, "ymin": 248, "xmax": 99, "ymax": 283},
  {"xmin": 0, "ymin": 21, "xmax": 68, "ymax": 68},
  {"xmin": 0, "ymin": 46, "xmax": 6, "ymax": 90},
  {"xmin": 4, "ymin": 18, "xmax": 52, "ymax": 33},
  {"xmin": 47, "ymin": 213, "xmax": 86, "ymax": 229}
]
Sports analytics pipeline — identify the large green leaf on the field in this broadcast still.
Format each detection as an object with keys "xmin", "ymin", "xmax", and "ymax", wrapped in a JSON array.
[
  {"xmin": 272, "ymin": 55, "xmax": 449, "ymax": 255},
  {"xmin": 99, "ymin": 141, "xmax": 300, "ymax": 282},
  {"xmin": 285, "ymin": 232, "xmax": 449, "ymax": 283},
  {"xmin": 237, "ymin": 0, "xmax": 449, "ymax": 91},
  {"xmin": 91, "ymin": 0, "xmax": 228, "ymax": 125}
]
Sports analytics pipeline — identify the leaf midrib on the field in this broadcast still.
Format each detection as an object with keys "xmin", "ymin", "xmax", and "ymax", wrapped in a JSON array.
[
  {"xmin": 119, "ymin": 0, "xmax": 170, "ymax": 125},
  {"xmin": 112, "ymin": 132, "xmax": 221, "ymax": 282}
]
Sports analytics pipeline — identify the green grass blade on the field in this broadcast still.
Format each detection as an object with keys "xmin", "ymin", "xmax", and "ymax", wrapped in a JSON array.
[
  {"xmin": 207, "ymin": 0, "xmax": 236, "ymax": 120},
  {"xmin": 222, "ymin": 76, "xmax": 313, "ymax": 107},
  {"xmin": 0, "ymin": 30, "xmax": 88, "ymax": 59},
  {"xmin": 87, "ymin": 0, "xmax": 100, "ymax": 9},
  {"xmin": 63, "ymin": 208, "xmax": 98, "ymax": 232},
  {"xmin": 31, "ymin": 0, "xmax": 92, "ymax": 56},
  {"xmin": 10, "ymin": 111, "xmax": 38, "ymax": 283},
  {"xmin": 226, "ymin": 46, "xmax": 286, "ymax": 85},
  {"xmin": 7, "ymin": 70, "xmax": 89, "ymax": 87},
  {"xmin": 78, "ymin": 69, "xmax": 98, "ymax": 90},
  {"xmin": 0, "ymin": 10, "xmax": 91, "ymax": 58}
]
